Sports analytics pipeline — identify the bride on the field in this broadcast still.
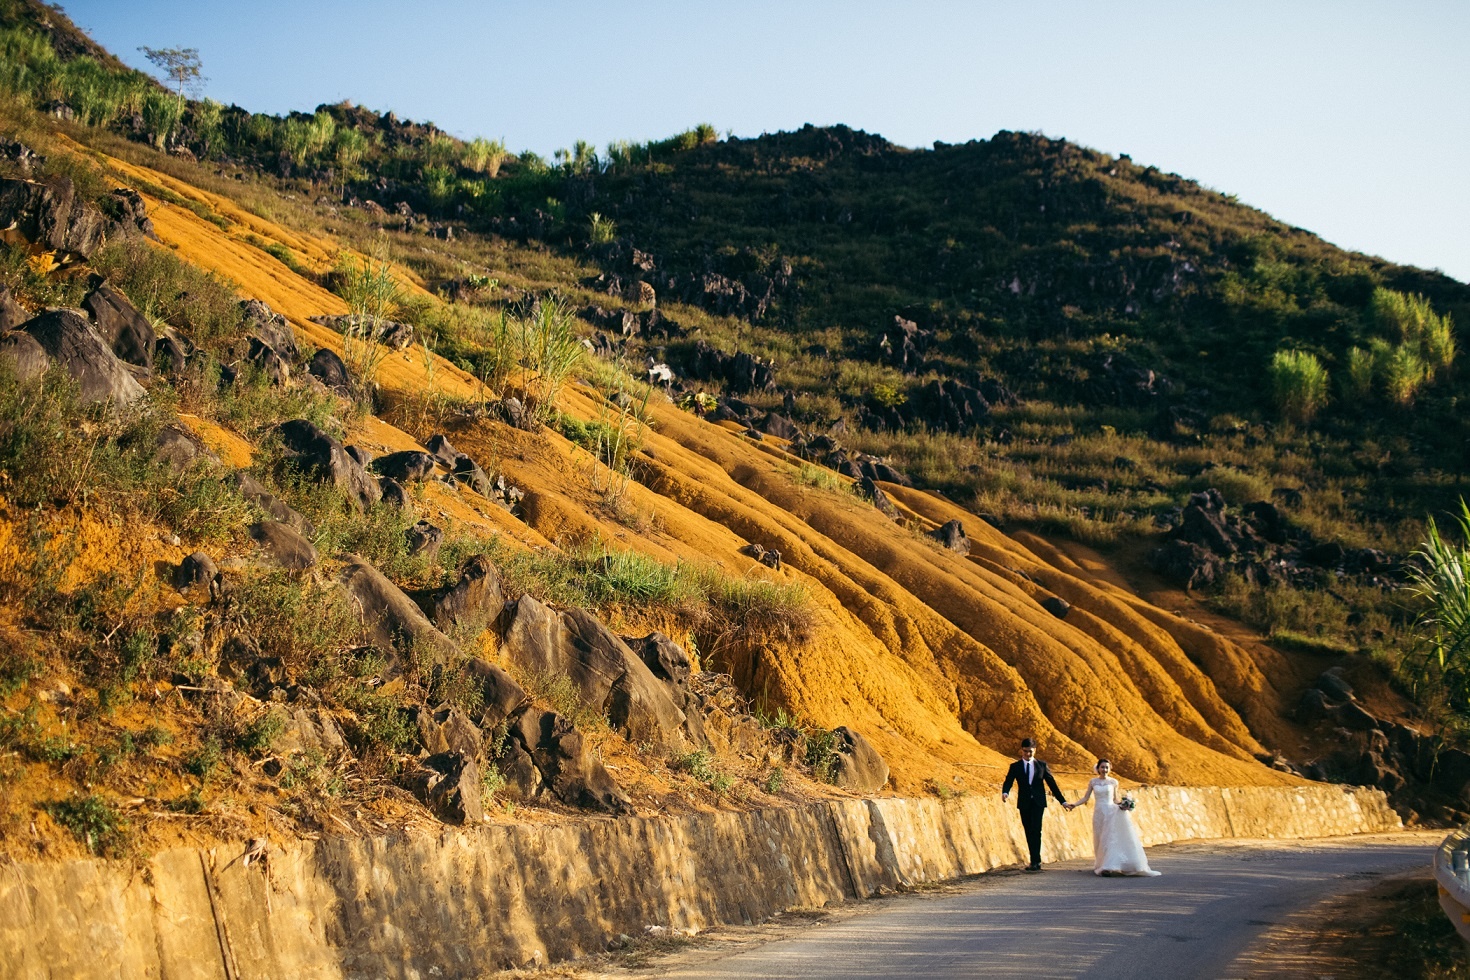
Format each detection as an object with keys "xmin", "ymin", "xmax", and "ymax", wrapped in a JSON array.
[{"xmin": 1067, "ymin": 760, "xmax": 1161, "ymax": 877}]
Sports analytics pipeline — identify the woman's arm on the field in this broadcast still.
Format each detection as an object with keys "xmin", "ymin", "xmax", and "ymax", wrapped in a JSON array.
[{"xmin": 1074, "ymin": 779, "xmax": 1095, "ymax": 806}]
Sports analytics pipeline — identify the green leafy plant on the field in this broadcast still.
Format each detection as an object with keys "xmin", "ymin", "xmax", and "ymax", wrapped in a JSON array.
[{"xmin": 1402, "ymin": 500, "xmax": 1470, "ymax": 711}]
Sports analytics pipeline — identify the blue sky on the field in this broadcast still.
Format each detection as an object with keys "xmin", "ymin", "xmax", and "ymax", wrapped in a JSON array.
[{"xmin": 61, "ymin": 1, "xmax": 1470, "ymax": 283}]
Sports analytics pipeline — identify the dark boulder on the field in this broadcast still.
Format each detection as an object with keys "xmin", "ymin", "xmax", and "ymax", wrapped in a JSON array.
[
  {"xmin": 0, "ymin": 176, "xmax": 108, "ymax": 257},
  {"xmin": 760, "ymin": 412, "xmax": 800, "ymax": 441},
  {"xmin": 1178, "ymin": 489, "xmax": 1242, "ymax": 556},
  {"xmin": 0, "ymin": 329, "xmax": 47, "ymax": 380},
  {"xmin": 375, "ymin": 450, "xmax": 437, "ymax": 483},
  {"xmin": 21, "ymin": 308, "xmax": 144, "ymax": 405},
  {"xmin": 450, "ymin": 452, "xmax": 493, "ymax": 496},
  {"xmin": 230, "ymin": 471, "xmax": 315, "ymax": 536},
  {"xmin": 858, "ymin": 476, "xmax": 901, "ymax": 520},
  {"xmin": 1303, "ymin": 541, "xmax": 1348, "ymax": 570},
  {"xmin": 240, "ymin": 300, "xmax": 298, "ymax": 362},
  {"xmin": 152, "ymin": 424, "xmax": 209, "ymax": 473},
  {"xmin": 500, "ymin": 595, "xmax": 685, "ymax": 745},
  {"xmin": 1317, "ymin": 668, "xmax": 1355, "ymax": 703},
  {"xmin": 830, "ymin": 726, "xmax": 889, "ymax": 792},
  {"xmin": 1337, "ymin": 701, "xmax": 1379, "ymax": 732},
  {"xmin": 344, "ymin": 444, "xmax": 372, "ymax": 468},
  {"xmin": 173, "ymin": 551, "xmax": 219, "ymax": 596},
  {"xmin": 1151, "ymin": 539, "xmax": 1225, "ymax": 591},
  {"xmin": 424, "ymin": 433, "xmax": 458, "ymax": 467},
  {"xmin": 1040, "ymin": 596, "xmax": 1071, "ymax": 619},
  {"xmin": 1295, "ymin": 688, "xmax": 1335, "ymax": 724},
  {"xmin": 407, "ymin": 750, "xmax": 483, "ymax": 824},
  {"xmin": 81, "ymin": 280, "xmax": 154, "ymax": 371},
  {"xmin": 154, "ymin": 328, "xmax": 191, "ymax": 375},
  {"xmin": 340, "ymin": 558, "xmax": 457, "ymax": 666},
  {"xmin": 273, "ymin": 419, "xmax": 381, "ymax": 511},
  {"xmin": 415, "ymin": 705, "xmax": 483, "ymax": 759},
  {"xmin": 428, "ymin": 555, "xmax": 505, "ymax": 634},
  {"xmin": 460, "ymin": 657, "xmax": 527, "ymax": 730},
  {"xmin": 378, "ymin": 477, "xmax": 409, "ymax": 509},
  {"xmin": 739, "ymin": 543, "xmax": 783, "ymax": 570},
  {"xmin": 246, "ymin": 337, "xmax": 290, "ymax": 386},
  {"xmin": 405, "ymin": 519, "xmax": 443, "ymax": 561},
  {"xmin": 307, "ymin": 348, "xmax": 350, "ymax": 394},
  {"xmin": 928, "ymin": 520, "xmax": 971, "ymax": 555},
  {"xmin": 106, "ymin": 187, "xmax": 155, "ymax": 240},
  {"xmin": 915, "ymin": 378, "xmax": 991, "ymax": 432},
  {"xmin": 248, "ymin": 521, "xmax": 318, "ymax": 571},
  {"xmin": 0, "ymin": 286, "xmax": 26, "ymax": 332},
  {"xmin": 1242, "ymin": 500, "xmax": 1291, "ymax": 545},
  {"xmin": 506, "ymin": 708, "xmax": 630, "ymax": 814}
]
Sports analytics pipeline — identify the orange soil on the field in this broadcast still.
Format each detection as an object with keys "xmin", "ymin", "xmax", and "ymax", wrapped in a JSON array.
[{"xmin": 76, "ymin": 149, "xmax": 1304, "ymax": 795}]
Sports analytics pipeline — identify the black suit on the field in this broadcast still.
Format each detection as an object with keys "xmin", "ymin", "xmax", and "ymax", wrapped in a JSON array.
[{"xmin": 1002, "ymin": 758, "xmax": 1067, "ymax": 868}]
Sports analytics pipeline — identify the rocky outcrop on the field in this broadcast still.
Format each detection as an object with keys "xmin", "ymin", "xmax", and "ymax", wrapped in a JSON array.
[
  {"xmin": 231, "ymin": 471, "xmax": 316, "ymax": 536},
  {"xmin": 273, "ymin": 419, "xmax": 381, "ymax": 511},
  {"xmin": 427, "ymin": 555, "xmax": 505, "ymax": 633},
  {"xmin": 20, "ymin": 308, "xmax": 144, "ymax": 405},
  {"xmin": 339, "ymin": 558, "xmax": 457, "ymax": 666},
  {"xmin": 307, "ymin": 348, "xmax": 350, "ymax": 394},
  {"xmin": 830, "ymin": 726, "xmax": 890, "ymax": 792},
  {"xmin": 0, "ymin": 176, "xmax": 108, "ymax": 257},
  {"xmin": 504, "ymin": 708, "xmax": 631, "ymax": 813},
  {"xmin": 248, "ymin": 520, "xmax": 318, "ymax": 571},
  {"xmin": 0, "ymin": 329, "xmax": 48, "ymax": 381},
  {"xmin": 309, "ymin": 313, "xmax": 414, "ymax": 350},
  {"xmin": 500, "ymin": 596, "xmax": 686, "ymax": 746},
  {"xmin": 241, "ymin": 299, "xmax": 298, "ymax": 362},
  {"xmin": 928, "ymin": 520, "xmax": 971, "ymax": 555},
  {"xmin": 374, "ymin": 450, "xmax": 437, "ymax": 483},
  {"xmin": 81, "ymin": 279, "xmax": 154, "ymax": 371},
  {"xmin": 683, "ymin": 339, "xmax": 777, "ymax": 394},
  {"xmin": 1151, "ymin": 488, "xmax": 1405, "ymax": 592}
]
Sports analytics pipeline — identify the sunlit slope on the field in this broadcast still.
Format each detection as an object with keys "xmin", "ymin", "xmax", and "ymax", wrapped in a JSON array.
[{"xmin": 109, "ymin": 150, "xmax": 1295, "ymax": 791}]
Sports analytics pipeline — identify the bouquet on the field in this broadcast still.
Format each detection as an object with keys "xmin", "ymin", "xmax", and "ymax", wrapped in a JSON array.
[{"xmin": 1117, "ymin": 795, "xmax": 1137, "ymax": 811}]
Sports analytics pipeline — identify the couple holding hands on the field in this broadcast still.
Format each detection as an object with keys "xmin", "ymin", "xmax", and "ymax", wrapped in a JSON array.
[{"xmin": 1001, "ymin": 738, "xmax": 1161, "ymax": 877}]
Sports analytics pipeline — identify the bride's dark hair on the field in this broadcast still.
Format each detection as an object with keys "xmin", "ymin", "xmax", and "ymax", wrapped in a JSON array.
[{"xmin": 1094, "ymin": 759, "xmax": 1111, "ymax": 772}]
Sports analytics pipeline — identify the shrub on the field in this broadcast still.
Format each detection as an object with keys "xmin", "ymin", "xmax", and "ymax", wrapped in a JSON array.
[
  {"xmin": 675, "ymin": 749, "xmax": 732, "ymax": 793},
  {"xmin": 92, "ymin": 238, "xmax": 244, "ymax": 347},
  {"xmin": 803, "ymin": 728, "xmax": 840, "ymax": 783},
  {"xmin": 43, "ymin": 794, "xmax": 129, "ymax": 856},
  {"xmin": 1268, "ymin": 349, "xmax": 1329, "ymax": 423}
]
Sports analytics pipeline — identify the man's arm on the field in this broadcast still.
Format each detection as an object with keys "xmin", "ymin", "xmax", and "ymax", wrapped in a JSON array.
[
  {"xmin": 1044, "ymin": 766, "xmax": 1066, "ymax": 803},
  {"xmin": 1001, "ymin": 764, "xmax": 1016, "ymax": 797}
]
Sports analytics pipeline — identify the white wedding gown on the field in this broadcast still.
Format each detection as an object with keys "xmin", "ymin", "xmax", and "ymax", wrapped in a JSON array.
[{"xmin": 1081, "ymin": 777, "xmax": 1160, "ymax": 876}]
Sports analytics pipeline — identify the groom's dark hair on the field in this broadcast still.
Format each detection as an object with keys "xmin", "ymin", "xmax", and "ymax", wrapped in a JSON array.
[{"xmin": 1020, "ymin": 737, "xmax": 1035, "ymax": 748}]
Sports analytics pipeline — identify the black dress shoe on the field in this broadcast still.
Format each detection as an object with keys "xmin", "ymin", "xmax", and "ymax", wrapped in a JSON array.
[{"xmin": 1025, "ymin": 864, "xmax": 1041, "ymax": 872}]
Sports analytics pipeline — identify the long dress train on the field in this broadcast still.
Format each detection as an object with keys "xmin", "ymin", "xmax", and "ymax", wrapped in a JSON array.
[{"xmin": 1077, "ymin": 777, "xmax": 1161, "ymax": 876}]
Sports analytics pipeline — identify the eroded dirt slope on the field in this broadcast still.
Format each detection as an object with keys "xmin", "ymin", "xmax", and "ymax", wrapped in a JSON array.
[{"xmin": 104, "ymin": 148, "xmax": 1298, "ymax": 793}]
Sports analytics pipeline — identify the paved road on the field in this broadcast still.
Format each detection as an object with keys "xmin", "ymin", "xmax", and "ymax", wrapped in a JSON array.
[{"xmin": 648, "ymin": 834, "xmax": 1440, "ymax": 980}]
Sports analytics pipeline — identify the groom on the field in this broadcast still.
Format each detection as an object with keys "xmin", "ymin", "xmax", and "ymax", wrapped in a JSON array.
[{"xmin": 1001, "ymin": 737, "xmax": 1068, "ymax": 872}]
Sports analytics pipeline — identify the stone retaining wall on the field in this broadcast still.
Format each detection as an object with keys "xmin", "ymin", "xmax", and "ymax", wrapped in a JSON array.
[{"xmin": 0, "ymin": 784, "xmax": 1399, "ymax": 978}]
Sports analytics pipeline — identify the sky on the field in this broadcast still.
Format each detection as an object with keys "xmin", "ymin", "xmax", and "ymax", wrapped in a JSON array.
[{"xmin": 60, "ymin": 0, "xmax": 1470, "ymax": 283}]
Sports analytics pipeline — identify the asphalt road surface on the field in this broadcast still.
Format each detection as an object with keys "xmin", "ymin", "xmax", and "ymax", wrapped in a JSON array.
[{"xmin": 644, "ymin": 833, "xmax": 1440, "ymax": 980}]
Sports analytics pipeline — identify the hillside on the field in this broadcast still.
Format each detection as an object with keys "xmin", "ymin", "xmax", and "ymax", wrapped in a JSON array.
[{"xmin": 0, "ymin": 1, "xmax": 1464, "ymax": 862}]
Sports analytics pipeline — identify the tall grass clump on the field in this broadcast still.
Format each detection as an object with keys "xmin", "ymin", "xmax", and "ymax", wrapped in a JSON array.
[
  {"xmin": 1268, "ymin": 349, "xmax": 1329, "ymax": 423},
  {"xmin": 513, "ymin": 297, "xmax": 582, "ymax": 423},
  {"xmin": 1402, "ymin": 500, "xmax": 1470, "ymax": 712},
  {"xmin": 334, "ymin": 238, "xmax": 402, "ymax": 402}
]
